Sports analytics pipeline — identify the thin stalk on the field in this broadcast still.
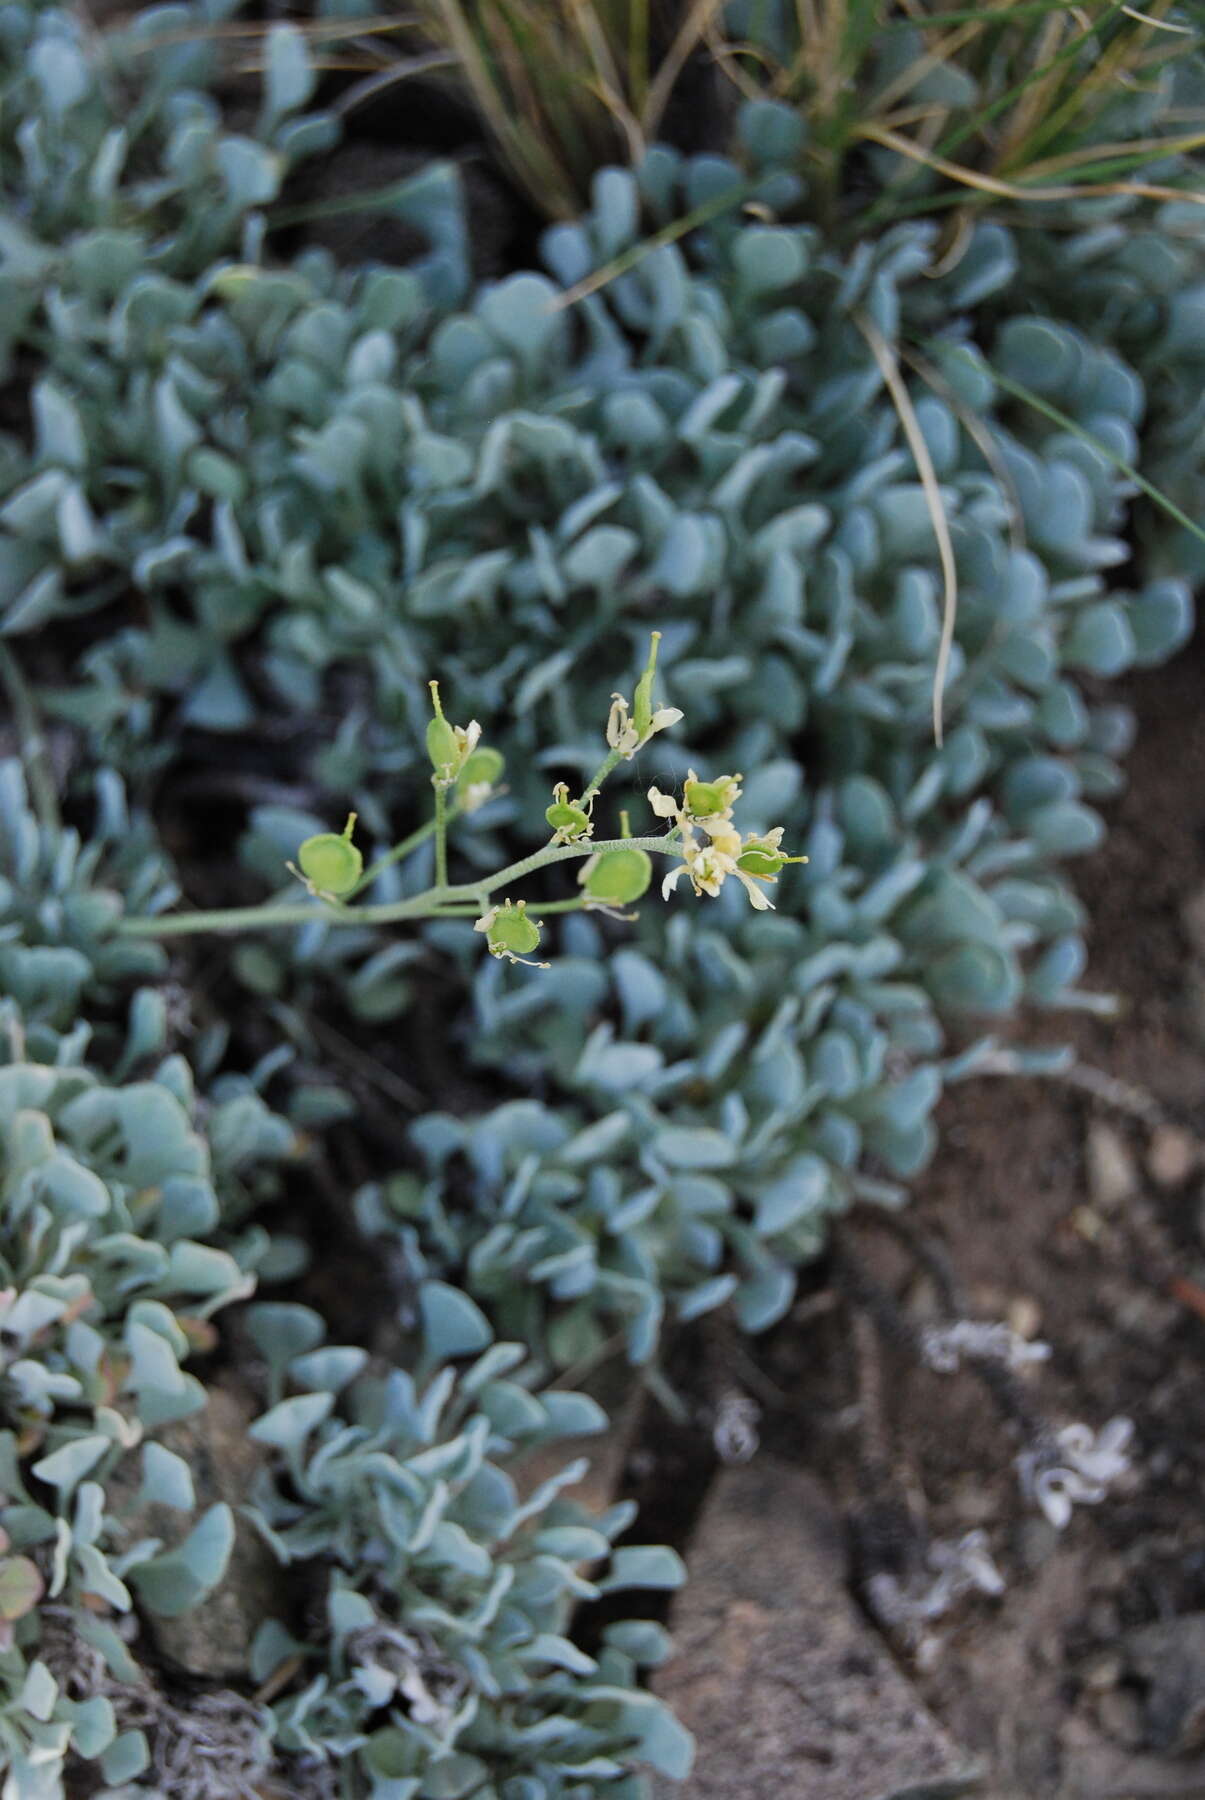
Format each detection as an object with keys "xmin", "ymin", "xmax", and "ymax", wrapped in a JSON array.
[
  {"xmin": 116, "ymin": 834, "xmax": 679, "ymax": 939},
  {"xmin": 548, "ymin": 177, "xmax": 755, "ymax": 311},
  {"xmin": 434, "ymin": 784, "xmax": 449, "ymax": 888},
  {"xmin": 349, "ymin": 816, "xmax": 441, "ymax": 898},
  {"xmin": 970, "ymin": 357, "xmax": 1205, "ymax": 552},
  {"xmin": 578, "ymin": 746, "xmax": 624, "ymax": 808},
  {"xmin": 430, "ymin": 895, "xmax": 591, "ymax": 917}
]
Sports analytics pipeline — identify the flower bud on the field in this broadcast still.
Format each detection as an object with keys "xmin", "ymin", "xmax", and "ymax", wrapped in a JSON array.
[
  {"xmin": 545, "ymin": 782, "xmax": 592, "ymax": 842},
  {"xmin": 579, "ymin": 848, "xmax": 652, "ymax": 905},
  {"xmin": 631, "ymin": 630, "xmax": 663, "ymax": 740},
  {"xmin": 297, "ymin": 815, "xmax": 362, "ymax": 898}
]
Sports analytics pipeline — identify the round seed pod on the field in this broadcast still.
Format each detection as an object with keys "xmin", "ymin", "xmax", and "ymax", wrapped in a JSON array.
[
  {"xmin": 546, "ymin": 798, "xmax": 592, "ymax": 839},
  {"xmin": 298, "ymin": 824, "xmax": 363, "ymax": 896},
  {"xmin": 457, "ymin": 747, "xmax": 505, "ymax": 796},
  {"xmin": 684, "ymin": 775, "xmax": 738, "ymax": 818},
  {"xmin": 581, "ymin": 848, "xmax": 652, "ymax": 904},
  {"xmin": 487, "ymin": 903, "xmax": 542, "ymax": 958}
]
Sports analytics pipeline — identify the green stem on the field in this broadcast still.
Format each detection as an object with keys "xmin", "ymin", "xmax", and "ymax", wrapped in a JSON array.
[
  {"xmin": 434, "ymin": 784, "xmax": 449, "ymax": 888},
  {"xmin": 116, "ymin": 834, "xmax": 678, "ymax": 939},
  {"xmin": 578, "ymin": 746, "xmax": 623, "ymax": 809},
  {"xmin": 350, "ymin": 816, "xmax": 441, "ymax": 898},
  {"xmin": 430, "ymin": 896, "xmax": 591, "ymax": 918}
]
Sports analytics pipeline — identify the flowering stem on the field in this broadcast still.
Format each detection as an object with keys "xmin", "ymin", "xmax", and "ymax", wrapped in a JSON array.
[
  {"xmin": 116, "ymin": 834, "xmax": 678, "ymax": 939},
  {"xmin": 349, "ymin": 815, "xmax": 443, "ymax": 898},
  {"xmin": 429, "ymin": 896, "xmax": 590, "ymax": 918},
  {"xmin": 433, "ymin": 783, "xmax": 449, "ymax": 888},
  {"xmin": 578, "ymin": 746, "xmax": 623, "ymax": 810}
]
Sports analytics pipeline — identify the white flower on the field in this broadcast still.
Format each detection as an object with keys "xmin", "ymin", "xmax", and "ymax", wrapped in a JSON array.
[
  {"xmin": 1016, "ymin": 1416, "xmax": 1134, "ymax": 1530},
  {"xmin": 606, "ymin": 692, "xmax": 683, "ymax": 759}
]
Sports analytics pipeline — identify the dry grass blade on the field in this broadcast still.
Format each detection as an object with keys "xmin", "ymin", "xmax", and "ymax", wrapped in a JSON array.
[
  {"xmin": 857, "ymin": 312, "xmax": 959, "ymax": 748},
  {"xmin": 547, "ymin": 176, "xmax": 755, "ymax": 310},
  {"xmin": 858, "ymin": 121, "xmax": 1205, "ymax": 209},
  {"xmin": 983, "ymin": 362, "xmax": 1205, "ymax": 553},
  {"xmin": 902, "ymin": 346, "xmax": 1027, "ymax": 555}
]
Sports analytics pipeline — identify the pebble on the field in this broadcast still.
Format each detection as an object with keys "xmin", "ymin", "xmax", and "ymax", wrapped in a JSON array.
[
  {"xmin": 1147, "ymin": 1124, "xmax": 1197, "ymax": 1189},
  {"xmin": 1007, "ymin": 1295, "xmax": 1043, "ymax": 1341},
  {"xmin": 1085, "ymin": 1121, "xmax": 1138, "ymax": 1212}
]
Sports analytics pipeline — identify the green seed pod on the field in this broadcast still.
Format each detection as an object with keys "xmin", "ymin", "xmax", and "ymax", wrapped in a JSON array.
[
  {"xmin": 581, "ymin": 848, "xmax": 652, "ymax": 904},
  {"xmin": 684, "ymin": 775, "xmax": 738, "ymax": 819},
  {"xmin": 485, "ymin": 901, "xmax": 542, "ymax": 959},
  {"xmin": 631, "ymin": 630, "xmax": 662, "ymax": 739},
  {"xmin": 297, "ymin": 815, "xmax": 362, "ymax": 897},
  {"xmin": 546, "ymin": 803, "xmax": 592, "ymax": 840},
  {"xmin": 736, "ymin": 836, "xmax": 804, "ymax": 880},
  {"xmin": 426, "ymin": 714, "xmax": 461, "ymax": 775},
  {"xmin": 457, "ymin": 747, "xmax": 505, "ymax": 794},
  {"xmin": 736, "ymin": 847, "xmax": 784, "ymax": 878}
]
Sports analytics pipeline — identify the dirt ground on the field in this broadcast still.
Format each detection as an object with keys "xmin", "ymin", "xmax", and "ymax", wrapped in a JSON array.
[{"xmin": 620, "ymin": 626, "xmax": 1205, "ymax": 1798}]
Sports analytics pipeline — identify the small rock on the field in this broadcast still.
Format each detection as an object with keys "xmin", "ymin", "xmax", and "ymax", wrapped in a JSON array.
[
  {"xmin": 1085, "ymin": 1122, "xmax": 1138, "ymax": 1213},
  {"xmin": 1094, "ymin": 1684, "xmax": 1146, "ymax": 1750},
  {"xmin": 1146, "ymin": 1125, "xmax": 1198, "ymax": 1190},
  {"xmin": 109, "ymin": 1381, "xmax": 282, "ymax": 1681},
  {"xmin": 652, "ymin": 1461, "xmax": 977, "ymax": 1800},
  {"xmin": 1006, "ymin": 1295, "xmax": 1043, "ymax": 1342},
  {"xmin": 1124, "ymin": 1614, "xmax": 1205, "ymax": 1755},
  {"xmin": 1082, "ymin": 1652, "xmax": 1123, "ymax": 1693}
]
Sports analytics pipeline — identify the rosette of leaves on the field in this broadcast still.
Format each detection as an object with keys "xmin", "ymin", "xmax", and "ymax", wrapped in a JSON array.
[
  {"xmin": 242, "ymin": 1292, "xmax": 691, "ymax": 1798},
  {"xmin": 0, "ymin": 1038, "xmax": 294, "ymax": 1796}
]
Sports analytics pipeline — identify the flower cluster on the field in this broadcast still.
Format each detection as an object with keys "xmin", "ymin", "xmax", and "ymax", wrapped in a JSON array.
[{"xmin": 649, "ymin": 772, "xmax": 802, "ymax": 911}]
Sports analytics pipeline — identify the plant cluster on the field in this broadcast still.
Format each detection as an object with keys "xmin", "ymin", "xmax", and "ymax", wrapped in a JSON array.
[{"xmin": 0, "ymin": 2, "xmax": 1203, "ymax": 1794}]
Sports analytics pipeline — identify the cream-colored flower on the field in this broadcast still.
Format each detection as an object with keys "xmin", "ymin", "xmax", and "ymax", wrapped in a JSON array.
[
  {"xmin": 649, "ymin": 778, "xmax": 801, "ymax": 912},
  {"xmin": 606, "ymin": 692, "xmax": 684, "ymax": 760},
  {"xmin": 699, "ymin": 816, "xmax": 742, "ymax": 859},
  {"xmin": 661, "ymin": 833, "xmax": 775, "ymax": 911}
]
